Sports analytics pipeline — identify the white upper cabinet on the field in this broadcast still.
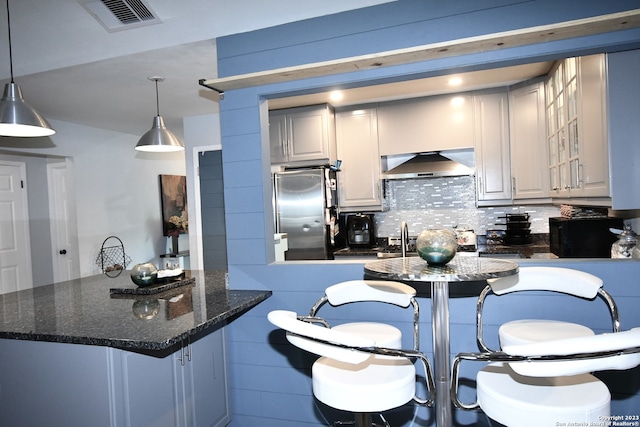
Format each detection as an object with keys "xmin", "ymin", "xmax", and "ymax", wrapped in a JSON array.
[
  {"xmin": 606, "ymin": 49, "xmax": 640, "ymax": 210},
  {"xmin": 377, "ymin": 94, "xmax": 474, "ymax": 156},
  {"xmin": 474, "ymin": 91, "xmax": 512, "ymax": 204},
  {"xmin": 269, "ymin": 104, "xmax": 336, "ymax": 165},
  {"xmin": 545, "ymin": 55, "xmax": 609, "ymax": 202},
  {"xmin": 576, "ymin": 55, "xmax": 609, "ymax": 198},
  {"xmin": 335, "ymin": 108, "xmax": 384, "ymax": 211},
  {"xmin": 509, "ymin": 81, "xmax": 549, "ymax": 200}
]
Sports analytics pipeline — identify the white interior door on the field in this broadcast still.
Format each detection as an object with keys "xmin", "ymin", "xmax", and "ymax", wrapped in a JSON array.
[
  {"xmin": 0, "ymin": 161, "xmax": 33, "ymax": 294},
  {"xmin": 47, "ymin": 161, "xmax": 80, "ymax": 283}
]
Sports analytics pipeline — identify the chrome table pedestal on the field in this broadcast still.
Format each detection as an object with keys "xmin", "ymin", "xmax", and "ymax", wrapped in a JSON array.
[{"xmin": 364, "ymin": 256, "xmax": 519, "ymax": 427}]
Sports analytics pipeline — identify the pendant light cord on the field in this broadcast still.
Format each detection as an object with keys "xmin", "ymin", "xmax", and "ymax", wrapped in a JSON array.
[
  {"xmin": 154, "ymin": 78, "xmax": 160, "ymax": 116},
  {"xmin": 5, "ymin": 0, "xmax": 14, "ymax": 82}
]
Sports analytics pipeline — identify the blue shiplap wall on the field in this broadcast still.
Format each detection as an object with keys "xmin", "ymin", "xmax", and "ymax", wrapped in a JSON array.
[{"xmin": 216, "ymin": 1, "xmax": 640, "ymax": 425}]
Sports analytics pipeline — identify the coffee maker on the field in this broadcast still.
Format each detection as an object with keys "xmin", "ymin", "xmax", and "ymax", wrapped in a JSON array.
[{"xmin": 346, "ymin": 214, "xmax": 375, "ymax": 248}]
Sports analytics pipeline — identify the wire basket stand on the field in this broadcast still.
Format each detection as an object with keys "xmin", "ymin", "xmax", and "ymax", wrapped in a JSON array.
[{"xmin": 96, "ymin": 236, "xmax": 132, "ymax": 277}]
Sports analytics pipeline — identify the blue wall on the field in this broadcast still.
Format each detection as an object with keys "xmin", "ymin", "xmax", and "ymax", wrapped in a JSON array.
[
  {"xmin": 199, "ymin": 151, "xmax": 228, "ymax": 270},
  {"xmin": 216, "ymin": 1, "xmax": 640, "ymax": 425}
]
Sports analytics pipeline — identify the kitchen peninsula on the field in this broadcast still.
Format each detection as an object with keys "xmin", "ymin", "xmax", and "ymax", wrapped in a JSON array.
[{"xmin": 0, "ymin": 270, "xmax": 271, "ymax": 427}]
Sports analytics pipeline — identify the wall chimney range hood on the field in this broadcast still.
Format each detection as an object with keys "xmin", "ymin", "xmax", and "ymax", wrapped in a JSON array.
[{"xmin": 382, "ymin": 150, "xmax": 475, "ymax": 179}]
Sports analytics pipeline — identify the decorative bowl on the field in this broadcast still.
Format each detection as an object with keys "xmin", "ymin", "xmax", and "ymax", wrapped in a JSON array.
[
  {"xmin": 130, "ymin": 262, "xmax": 158, "ymax": 287},
  {"xmin": 416, "ymin": 229, "xmax": 458, "ymax": 265}
]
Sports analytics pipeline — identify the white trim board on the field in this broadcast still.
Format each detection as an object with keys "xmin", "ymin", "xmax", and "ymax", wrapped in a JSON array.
[{"xmin": 200, "ymin": 9, "xmax": 640, "ymax": 93}]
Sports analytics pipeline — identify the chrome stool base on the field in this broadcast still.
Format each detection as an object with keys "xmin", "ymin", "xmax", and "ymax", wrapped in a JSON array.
[{"xmin": 334, "ymin": 413, "xmax": 390, "ymax": 427}]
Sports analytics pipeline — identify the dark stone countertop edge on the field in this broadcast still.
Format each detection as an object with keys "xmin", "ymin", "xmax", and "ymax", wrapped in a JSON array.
[{"xmin": 0, "ymin": 289, "xmax": 272, "ymax": 353}]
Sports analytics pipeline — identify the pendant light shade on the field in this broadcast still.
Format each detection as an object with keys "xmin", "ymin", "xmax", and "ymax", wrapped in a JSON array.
[
  {"xmin": 135, "ymin": 76, "xmax": 184, "ymax": 152},
  {"xmin": 0, "ymin": 0, "xmax": 55, "ymax": 137}
]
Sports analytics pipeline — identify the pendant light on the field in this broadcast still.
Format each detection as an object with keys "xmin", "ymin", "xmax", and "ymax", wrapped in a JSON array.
[
  {"xmin": 135, "ymin": 76, "xmax": 184, "ymax": 152},
  {"xmin": 0, "ymin": 0, "xmax": 55, "ymax": 137}
]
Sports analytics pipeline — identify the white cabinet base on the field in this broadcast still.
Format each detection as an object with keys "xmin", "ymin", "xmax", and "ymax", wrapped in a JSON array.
[{"xmin": 0, "ymin": 329, "xmax": 230, "ymax": 427}]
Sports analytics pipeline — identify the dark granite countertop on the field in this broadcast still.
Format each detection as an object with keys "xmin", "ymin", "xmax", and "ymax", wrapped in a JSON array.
[
  {"xmin": 0, "ymin": 270, "xmax": 271, "ymax": 352},
  {"xmin": 334, "ymin": 246, "xmax": 389, "ymax": 257},
  {"xmin": 336, "ymin": 234, "xmax": 554, "ymax": 259},
  {"xmin": 477, "ymin": 243, "xmax": 553, "ymax": 258},
  {"xmin": 477, "ymin": 233, "xmax": 553, "ymax": 258}
]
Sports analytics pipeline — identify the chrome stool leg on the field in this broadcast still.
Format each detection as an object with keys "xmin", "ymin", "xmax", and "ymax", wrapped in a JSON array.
[
  {"xmin": 376, "ymin": 413, "xmax": 390, "ymax": 427},
  {"xmin": 355, "ymin": 413, "xmax": 371, "ymax": 427}
]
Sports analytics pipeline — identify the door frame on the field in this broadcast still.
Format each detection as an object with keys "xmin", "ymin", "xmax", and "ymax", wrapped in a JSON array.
[{"xmin": 47, "ymin": 159, "xmax": 80, "ymax": 283}]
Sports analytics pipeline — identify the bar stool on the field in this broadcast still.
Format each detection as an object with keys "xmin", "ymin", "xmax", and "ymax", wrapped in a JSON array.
[
  {"xmin": 309, "ymin": 280, "xmax": 420, "ymax": 350},
  {"xmin": 268, "ymin": 310, "xmax": 434, "ymax": 427},
  {"xmin": 476, "ymin": 266, "xmax": 620, "ymax": 352},
  {"xmin": 451, "ymin": 328, "xmax": 640, "ymax": 426}
]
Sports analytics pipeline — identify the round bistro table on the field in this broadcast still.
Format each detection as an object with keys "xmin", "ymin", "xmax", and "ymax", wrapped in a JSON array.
[{"xmin": 364, "ymin": 256, "xmax": 519, "ymax": 427}]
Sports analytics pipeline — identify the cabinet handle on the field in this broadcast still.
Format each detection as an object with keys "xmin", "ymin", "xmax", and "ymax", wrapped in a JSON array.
[
  {"xmin": 576, "ymin": 164, "xmax": 583, "ymax": 188},
  {"xmin": 512, "ymin": 177, "xmax": 516, "ymax": 191},
  {"xmin": 178, "ymin": 345, "xmax": 186, "ymax": 366},
  {"xmin": 284, "ymin": 119, "xmax": 289, "ymax": 157},
  {"xmin": 178, "ymin": 336, "xmax": 192, "ymax": 366}
]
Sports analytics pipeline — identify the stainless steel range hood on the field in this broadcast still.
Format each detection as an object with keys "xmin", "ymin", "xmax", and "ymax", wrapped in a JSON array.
[{"xmin": 382, "ymin": 150, "xmax": 475, "ymax": 179}]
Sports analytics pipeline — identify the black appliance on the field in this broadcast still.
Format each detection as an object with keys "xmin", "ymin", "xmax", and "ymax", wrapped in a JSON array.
[
  {"xmin": 346, "ymin": 214, "xmax": 375, "ymax": 248},
  {"xmin": 549, "ymin": 217, "xmax": 623, "ymax": 258}
]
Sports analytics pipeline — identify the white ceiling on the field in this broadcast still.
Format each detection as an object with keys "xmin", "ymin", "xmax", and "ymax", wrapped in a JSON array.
[
  {"xmin": 267, "ymin": 62, "xmax": 554, "ymax": 110},
  {"xmin": 0, "ymin": 0, "xmax": 552, "ymax": 140},
  {"xmin": 0, "ymin": 0, "xmax": 398, "ymax": 139}
]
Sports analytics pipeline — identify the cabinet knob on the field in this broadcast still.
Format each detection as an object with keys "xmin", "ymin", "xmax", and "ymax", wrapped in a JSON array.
[{"xmin": 59, "ymin": 249, "xmax": 67, "ymax": 255}]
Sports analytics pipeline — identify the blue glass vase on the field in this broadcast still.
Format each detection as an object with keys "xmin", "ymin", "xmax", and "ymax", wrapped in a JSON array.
[{"xmin": 416, "ymin": 229, "xmax": 457, "ymax": 266}]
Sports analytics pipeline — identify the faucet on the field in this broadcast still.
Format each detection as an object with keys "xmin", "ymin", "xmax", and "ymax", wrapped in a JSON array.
[{"xmin": 401, "ymin": 221, "xmax": 409, "ymax": 257}]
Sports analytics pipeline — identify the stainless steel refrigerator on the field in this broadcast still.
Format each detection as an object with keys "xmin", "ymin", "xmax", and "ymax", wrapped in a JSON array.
[{"xmin": 274, "ymin": 167, "xmax": 338, "ymax": 260}]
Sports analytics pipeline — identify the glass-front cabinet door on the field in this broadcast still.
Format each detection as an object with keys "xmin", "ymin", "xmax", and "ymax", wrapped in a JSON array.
[
  {"xmin": 546, "ymin": 58, "xmax": 578, "ymax": 197},
  {"xmin": 546, "ymin": 68, "xmax": 558, "ymax": 193},
  {"xmin": 545, "ymin": 55, "xmax": 609, "ymax": 200},
  {"xmin": 565, "ymin": 57, "xmax": 580, "ymax": 192}
]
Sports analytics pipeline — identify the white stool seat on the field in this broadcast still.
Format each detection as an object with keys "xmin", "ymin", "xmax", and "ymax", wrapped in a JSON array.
[
  {"xmin": 333, "ymin": 322, "xmax": 402, "ymax": 348},
  {"xmin": 499, "ymin": 319, "xmax": 595, "ymax": 347},
  {"xmin": 313, "ymin": 355, "xmax": 416, "ymax": 413},
  {"xmin": 477, "ymin": 362, "xmax": 610, "ymax": 427}
]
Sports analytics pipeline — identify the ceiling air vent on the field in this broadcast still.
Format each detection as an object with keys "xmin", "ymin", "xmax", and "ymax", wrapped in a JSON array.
[{"xmin": 80, "ymin": 0, "xmax": 161, "ymax": 32}]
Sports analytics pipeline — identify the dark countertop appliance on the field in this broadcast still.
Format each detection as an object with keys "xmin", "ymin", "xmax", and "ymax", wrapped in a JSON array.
[
  {"xmin": 346, "ymin": 213, "xmax": 375, "ymax": 248},
  {"xmin": 549, "ymin": 216, "xmax": 623, "ymax": 258},
  {"xmin": 496, "ymin": 213, "xmax": 532, "ymax": 246}
]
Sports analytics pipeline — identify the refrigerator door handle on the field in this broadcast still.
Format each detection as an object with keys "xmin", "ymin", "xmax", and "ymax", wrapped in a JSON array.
[{"xmin": 274, "ymin": 175, "xmax": 282, "ymax": 233}]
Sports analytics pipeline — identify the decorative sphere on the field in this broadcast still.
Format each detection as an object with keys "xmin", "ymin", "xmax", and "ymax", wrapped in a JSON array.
[
  {"xmin": 130, "ymin": 262, "xmax": 158, "ymax": 287},
  {"xmin": 416, "ymin": 229, "xmax": 458, "ymax": 266}
]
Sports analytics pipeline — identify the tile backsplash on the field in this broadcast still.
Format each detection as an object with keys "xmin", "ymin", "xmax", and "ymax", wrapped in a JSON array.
[{"xmin": 373, "ymin": 176, "xmax": 560, "ymax": 237}]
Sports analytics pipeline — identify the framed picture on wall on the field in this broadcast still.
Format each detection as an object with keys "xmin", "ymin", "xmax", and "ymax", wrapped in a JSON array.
[{"xmin": 160, "ymin": 175, "xmax": 188, "ymax": 237}]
